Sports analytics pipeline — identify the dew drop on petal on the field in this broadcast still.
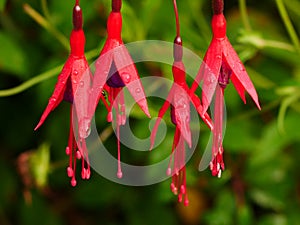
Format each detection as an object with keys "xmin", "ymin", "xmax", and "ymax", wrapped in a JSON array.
[
  {"xmin": 79, "ymin": 81, "xmax": 84, "ymax": 87},
  {"xmin": 50, "ymin": 97, "xmax": 57, "ymax": 104},
  {"xmin": 73, "ymin": 70, "xmax": 79, "ymax": 76},
  {"xmin": 166, "ymin": 168, "xmax": 172, "ymax": 176},
  {"xmin": 135, "ymin": 88, "xmax": 141, "ymax": 94},
  {"xmin": 208, "ymin": 75, "xmax": 216, "ymax": 84},
  {"xmin": 216, "ymin": 55, "xmax": 221, "ymax": 59},
  {"xmin": 123, "ymin": 73, "xmax": 131, "ymax": 83}
]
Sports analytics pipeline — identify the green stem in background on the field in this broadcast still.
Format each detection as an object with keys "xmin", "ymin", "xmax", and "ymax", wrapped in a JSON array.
[
  {"xmin": 275, "ymin": 0, "xmax": 300, "ymax": 52},
  {"xmin": 277, "ymin": 93, "xmax": 300, "ymax": 134},
  {"xmin": 41, "ymin": 0, "xmax": 51, "ymax": 21},
  {"xmin": 23, "ymin": 3, "xmax": 70, "ymax": 51},
  {"xmin": 229, "ymin": 99, "xmax": 281, "ymax": 123},
  {"xmin": 187, "ymin": 0, "xmax": 211, "ymax": 44},
  {"xmin": 239, "ymin": 0, "xmax": 251, "ymax": 31},
  {"xmin": 0, "ymin": 48, "xmax": 99, "ymax": 97}
]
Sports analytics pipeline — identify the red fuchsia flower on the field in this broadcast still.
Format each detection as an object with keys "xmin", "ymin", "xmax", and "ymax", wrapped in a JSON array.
[
  {"xmin": 35, "ymin": 1, "xmax": 91, "ymax": 186},
  {"xmin": 190, "ymin": 0, "xmax": 261, "ymax": 177},
  {"xmin": 150, "ymin": 0, "xmax": 212, "ymax": 206},
  {"xmin": 86, "ymin": 0, "xmax": 150, "ymax": 179}
]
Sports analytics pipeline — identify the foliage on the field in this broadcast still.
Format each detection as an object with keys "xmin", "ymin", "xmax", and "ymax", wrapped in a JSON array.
[{"xmin": 0, "ymin": 0, "xmax": 300, "ymax": 224}]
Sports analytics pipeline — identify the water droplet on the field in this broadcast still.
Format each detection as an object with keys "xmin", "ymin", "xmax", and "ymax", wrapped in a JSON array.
[
  {"xmin": 79, "ymin": 117, "xmax": 91, "ymax": 138},
  {"xmin": 50, "ymin": 97, "xmax": 57, "ymax": 103},
  {"xmin": 208, "ymin": 75, "xmax": 216, "ymax": 84},
  {"xmin": 166, "ymin": 168, "xmax": 172, "ymax": 176},
  {"xmin": 73, "ymin": 70, "xmax": 78, "ymax": 76},
  {"xmin": 135, "ymin": 88, "xmax": 141, "ymax": 94},
  {"xmin": 216, "ymin": 55, "xmax": 221, "ymax": 59},
  {"xmin": 123, "ymin": 73, "xmax": 131, "ymax": 83},
  {"xmin": 79, "ymin": 81, "xmax": 84, "ymax": 87},
  {"xmin": 73, "ymin": 80, "xmax": 78, "ymax": 84}
]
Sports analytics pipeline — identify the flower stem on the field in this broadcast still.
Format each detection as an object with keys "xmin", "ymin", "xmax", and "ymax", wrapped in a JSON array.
[
  {"xmin": 0, "ymin": 48, "xmax": 99, "ymax": 97},
  {"xmin": 41, "ymin": 0, "xmax": 51, "ymax": 21},
  {"xmin": 212, "ymin": 0, "xmax": 224, "ymax": 15},
  {"xmin": 112, "ymin": 0, "xmax": 122, "ymax": 12},
  {"xmin": 23, "ymin": 3, "xmax": 70, "ymax": 51},
  {"xmin": 173, "ymin": 0, "xmax": 180, "ymax": 37},
  {"xmin": 275, "ymin": 0, "xmax": 300, "ymax": 52},
  {"xmin": 239, "ymin": 0, "xmax": 251, "ymax": 31}
]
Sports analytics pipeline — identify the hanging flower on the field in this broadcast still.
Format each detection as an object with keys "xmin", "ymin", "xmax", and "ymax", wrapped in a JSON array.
[
  {"xmin": 86, "ymin": 0, "xmax": 150, "ymax": 178},
  {"xmin": 190, "ymin": 0, "xmax": 261, "ymax": 177},
  {"xmin": 35, "ymin": 1, "xmax": 91, "ymax": 186},
  {"xmin": 150, "ymin": 0, "xmax": 213, "ymax": 206}
]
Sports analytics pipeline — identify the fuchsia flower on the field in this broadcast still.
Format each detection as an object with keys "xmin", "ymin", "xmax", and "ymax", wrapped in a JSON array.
[
  {"xmin": 35, "ymin": 1, "xmax": 90, "ymax": 186},
  {"xmin": 190, "ymin": 0, "xmax": 261, "ymax": 177},
  {"xmin": 86, "ymin": 0, "xmax": 150, "ymax": 178},
  {"xmin": 150, "ymin": 0, "xmax": 212, "ymax": 206}
]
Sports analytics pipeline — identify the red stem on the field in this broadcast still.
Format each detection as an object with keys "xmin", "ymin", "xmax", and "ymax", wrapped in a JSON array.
[
  {"xmin": 173, "ymin": 0, "xmax": 180, "ymax": 37},
  {"xmin": 112, "ymin": 0, "xmax": 122, "ymax": 12},
  {"xmin": 212, "ymin": 0, "xmax": 224, "ymax": 15},
  {"xmin": 73, "ymin": 0, "xmax": 82, "ymax": 30},
  {"xmin": 172, "ymin": 0, "xmax": 183, "ymax": 61}
]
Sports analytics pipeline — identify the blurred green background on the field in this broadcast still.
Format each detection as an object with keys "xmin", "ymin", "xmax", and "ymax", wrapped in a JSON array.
[{"xmin": 1, "ymin": 0, "xmax": 300, "ymax": 224}]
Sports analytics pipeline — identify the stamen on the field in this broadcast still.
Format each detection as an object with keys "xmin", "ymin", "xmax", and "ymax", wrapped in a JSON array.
[
  {"xmin": 71, "ymin": 177, "xmax": 77, "ymax": 187},
  {"xmin": 65, "ymin": 146, "xmax": 71, "ymax": 155},
  {"xmin": 116, "ymin": 102, "xmax": 123, "ymax": 179},
  {"xmin": 184, "ymin": 195, "xmax": 189, "ymax": 206},
  {"xmin": 67, "ymin": 167, "xmax": 73, "ymax": 178},
  {"xmin": 76, "ymin": 150, "xmax": 81, "ymax": 159}
]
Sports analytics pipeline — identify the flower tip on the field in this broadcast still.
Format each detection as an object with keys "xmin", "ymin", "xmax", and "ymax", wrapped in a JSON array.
[
  {"xmin": 117, "ymin": 170, "xmax": 123, "ymax": 179},
  {"xmin": 184, "ymin": 200, "xmax": 189, "ymax": 206},
  {"xmin": 255, "ymin": 101, "xmax": 261, "ymax": 111},
  {"xmin": 138, "ymin": 99, "xmax": 151, "ymax": 118},
  {"xmin": 71, "ymin": 178, "xmax": 77, "ymax": 187},
  {"xmin": 67, "ymin": 167, "xmax": 74, "ymax": 178},
  {"xmin": 34, "ymin": 119, "xmax": 44, "ymax": 131},
  {"xmin": 34, "ymin": 124, "xmax": 40, "ymax": 131}
]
